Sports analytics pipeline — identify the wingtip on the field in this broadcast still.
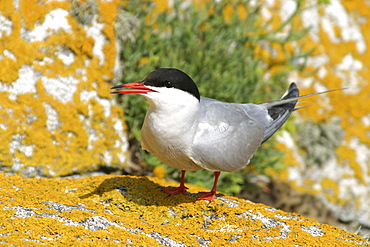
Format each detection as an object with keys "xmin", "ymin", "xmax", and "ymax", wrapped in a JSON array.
[
  {"xmin": 289, "ymin": 82, "xmax": 297, "ymax": 88},
  {"xmin": 281, "ymin": 82, "xmax": 299, "ymax": 101}
]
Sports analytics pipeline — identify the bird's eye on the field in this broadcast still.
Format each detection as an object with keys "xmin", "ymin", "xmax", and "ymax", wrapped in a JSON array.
[{"xmin": 164, "ymin": 81, "xmax": 172, "ymax": 88}]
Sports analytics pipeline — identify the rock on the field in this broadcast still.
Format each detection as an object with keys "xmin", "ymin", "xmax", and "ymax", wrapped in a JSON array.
[
  {"xmin": 0, "ymin": 0, "xmax": 133, "ymax": 177},
  {"xmin": 274, "ymin": 1, "xmax": 370, "ymax": 229},
  {"xmin": 0, "ymin": 172, "xmax": 368, "ymax": 246}
]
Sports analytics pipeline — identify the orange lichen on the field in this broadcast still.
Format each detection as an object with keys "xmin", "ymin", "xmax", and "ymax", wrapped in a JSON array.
[
  {"xmin": 19, "ymin": 0, "xmax": 50, "ymax": 30},
  {"xmin": 152, "ymin": 165, "xmax": 166, "ymax": 179},
  {"xmin": 98, "ymin": 0, "xmax": 119, "ymax": 25},
  {"xmin": 235, "ymin": 4, "xmax": 247, "ymax": 20},
  {"xmin": 337, "ymin": 146, "xmax": 366, "ymax": 185},
  {"xmin": 0, "ymin": 0, "xmax": 127, "ymax": 177},
  {"xmin": 0, "ymin": 173, "xmax": 367, "ymax": 246},
  {"xmin": 222, "ymin": 3, "xmax": 234, "ymax": 22},
  {"xmin": 263, "ymin": 0, "xmax": 370, "ymax": 215},
  {"xmin": 145, "ymin": 0, "xmax": 170, "ymax": 25},
  {"xmin": 321, "ymin": 178, "xmax": 340, "ymax": 203},
  {"xmin": 0, "ymin": 0, "xmax": 15, "ymax": 17},
  {"xmin": 269, "ymin": 1, "xmax": 283, "ymax": 31}
]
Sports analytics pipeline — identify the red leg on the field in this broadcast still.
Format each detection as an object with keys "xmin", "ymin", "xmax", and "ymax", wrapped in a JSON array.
[
  {"xmin": 198, "ymin": 171, "xmax": 221, "ymax": 201},
  {"xmin": 162, "ymin": 170, "xmax": 188, "ymax": 195}
]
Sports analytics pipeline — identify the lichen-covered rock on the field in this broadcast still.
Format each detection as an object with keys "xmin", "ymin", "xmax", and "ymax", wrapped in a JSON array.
[
  {"xmin": 270, "ymin": 1, "xmax": 370, "ymax": 229},
  {"xmin": 0, "ymin": 0, "xmax": 130, "ymax": 177},
  {"xmin": 0, "ymin": 172, "xmax": 368, "ymax": 246}
]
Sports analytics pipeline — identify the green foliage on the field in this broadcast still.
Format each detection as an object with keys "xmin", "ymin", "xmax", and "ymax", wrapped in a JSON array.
[{"xmin": 119, "ymin": 0, "xmax": 319, "ymax": 194}]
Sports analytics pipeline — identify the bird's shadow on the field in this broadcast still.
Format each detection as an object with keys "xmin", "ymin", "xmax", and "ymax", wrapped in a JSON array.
[{"xmin": 79, "ymin": 176, "xmax": 219, "ymax": 207}]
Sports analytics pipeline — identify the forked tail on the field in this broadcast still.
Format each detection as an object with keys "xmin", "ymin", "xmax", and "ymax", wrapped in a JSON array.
[{"xmin": 259, "ymin": 83, "xmax": 343, "ymax": 143}]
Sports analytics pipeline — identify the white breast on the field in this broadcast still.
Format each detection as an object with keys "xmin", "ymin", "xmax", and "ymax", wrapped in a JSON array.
[{"xmin": 140, "ymin": 87, "xmax": 203, "ymax": 171}]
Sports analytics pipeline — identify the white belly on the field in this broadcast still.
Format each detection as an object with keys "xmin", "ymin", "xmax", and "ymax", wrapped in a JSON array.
[{"xmin": 140, "ymin": 112, "xmax": 202, "ymax": 171}]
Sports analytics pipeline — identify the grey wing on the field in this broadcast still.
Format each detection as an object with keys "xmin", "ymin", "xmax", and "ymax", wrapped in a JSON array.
[{"xmin": 190, "ymin": 98, "xmax": 266, "ymax": 172}]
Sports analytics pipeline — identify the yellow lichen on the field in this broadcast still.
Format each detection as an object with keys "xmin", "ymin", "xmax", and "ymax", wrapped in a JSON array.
[
  {"xmin": 0, "ymin": 172, "xmax": 367, "ymax": 246},
  {"xmin": 321, "ymin": 178, "xmax": 343, "ymax": 204},
  {"xmin": 260, "ymin": 0, "xmax": 370, "ymax": 211},
  {"xmin": 222, "ymin": 3, "xmax": 234, "ymax": 23},
  {"xmin": 0, "ymin": 0, "xmax": 127, "ymax": 177},
  {"xmin": 152, "ymin": 165, "xmax": 166, "ymax": 179}
]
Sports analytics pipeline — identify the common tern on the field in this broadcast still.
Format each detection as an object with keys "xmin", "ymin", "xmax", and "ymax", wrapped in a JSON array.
[{"xmin": 111, "ymin": 68, "xmax": 337, "ymax": 201}]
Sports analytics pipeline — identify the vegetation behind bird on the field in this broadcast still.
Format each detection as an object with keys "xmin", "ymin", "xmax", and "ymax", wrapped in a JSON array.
[{"xmin": 118, "ymin": 0, "xmax": 327, "ymax": 194}]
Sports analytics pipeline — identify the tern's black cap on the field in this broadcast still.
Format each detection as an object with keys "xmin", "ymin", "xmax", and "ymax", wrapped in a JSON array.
[{"xmin": 142, "ymin": 68, "xmax": 200, "ymax": 101}]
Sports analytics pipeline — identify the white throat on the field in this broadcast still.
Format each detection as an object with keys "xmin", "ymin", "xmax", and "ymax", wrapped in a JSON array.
[{"xmin": 143, "ymin": 87, "xmax": 200, "ymax": 121}]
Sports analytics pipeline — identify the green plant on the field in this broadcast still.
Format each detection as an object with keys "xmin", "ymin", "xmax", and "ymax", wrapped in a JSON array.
[
  {"xmin": 118, "ymin": 0, "xmax": 323, "ymax": 194},
  {"xmin": 354, "ymin": 226, "xmax": 370, "ymax": 241}
]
